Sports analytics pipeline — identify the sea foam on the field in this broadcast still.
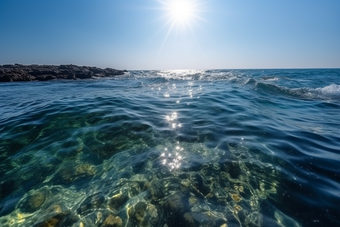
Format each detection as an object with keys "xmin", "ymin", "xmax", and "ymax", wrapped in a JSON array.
[{"xmin": 315, "ymin": 83, "xmax": 340, "ymax": 99}]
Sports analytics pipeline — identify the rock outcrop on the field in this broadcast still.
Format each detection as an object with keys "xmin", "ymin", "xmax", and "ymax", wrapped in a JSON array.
[{"xmin": 0, "ymin": 64, "xmax": 127, "ymax": 82}]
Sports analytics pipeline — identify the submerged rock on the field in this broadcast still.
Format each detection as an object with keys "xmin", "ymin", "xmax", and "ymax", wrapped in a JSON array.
[
  {"xmin": 18, "ymin": 188, "xmax": 49, "ymax": 213},
  {"xmin": 53, "ymin": 162, "xmax": 96, "ymax": 184},
  {"xmin": 0, "ymin": 64, "xmax": 127, "ymax": 82},
  {"xmin": 28, "ymin": 192, "xmax": 45, "ymax": 210},
  {"xmin": 231, "ymin": 193, "xmax": 242, "ymax": 202},
  {"xmin": 36, "ymin": 217, "xmax": 59, "ymax": 227},
  {"xmin": 108, "ymin": 192, "xmax": 129, "ymax": 214},
  {"xmin": 77, "ymin": 193, "xmax": 105, "ymax": 216},
  {"xmin": 102, "ymin": 214, "xmax": 123, "ymax": 227},
  {"xmin": 0, "ymin": 140, "xmax": 293, "ymax": 227}
]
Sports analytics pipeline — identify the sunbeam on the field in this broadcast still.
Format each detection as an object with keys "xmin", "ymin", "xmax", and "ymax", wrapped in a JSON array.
[
  {"xmin": 154, "ymin": 0, "xmax": 207, "ymax": 63},
  {"xmin": 157, "ymin": 0, "xmax": 204, "ymax": 30}
]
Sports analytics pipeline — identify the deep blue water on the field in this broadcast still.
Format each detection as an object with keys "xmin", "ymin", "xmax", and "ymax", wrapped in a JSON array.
[{"xmin": 0, "ymin": 69, "xmax": 339, "ymax": 227}]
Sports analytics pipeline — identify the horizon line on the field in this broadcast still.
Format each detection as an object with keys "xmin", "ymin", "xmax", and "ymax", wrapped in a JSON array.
[{"xmin": 1, "ymin": 63, "xmax": 339, "ymax": 71}]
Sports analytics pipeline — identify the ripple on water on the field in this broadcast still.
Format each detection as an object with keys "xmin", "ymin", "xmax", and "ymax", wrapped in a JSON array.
[{"xmin": 1, "ymin": 69, "xmax": 339, "ymax": 226}]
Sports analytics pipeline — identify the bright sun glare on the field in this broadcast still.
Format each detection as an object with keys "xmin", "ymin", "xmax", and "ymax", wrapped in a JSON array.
[
  {"xmin": 169, "ymin": 0, "xmax": 195, "ymax": 24},
  {"xmin": 156, "ymin": 0, "xmax": 206, "ymax": 55},
  {"xmin": 159, "ymin": 0, "xmax": 200, "ymax": 29}
]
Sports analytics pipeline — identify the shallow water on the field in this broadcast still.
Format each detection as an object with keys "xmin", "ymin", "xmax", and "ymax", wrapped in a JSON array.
[{"xmin": 0, "ymin": 69, "xmax": 339, "ymax": 227}]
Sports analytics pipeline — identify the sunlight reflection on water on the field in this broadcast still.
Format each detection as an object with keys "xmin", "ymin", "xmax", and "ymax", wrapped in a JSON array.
[
  {"xmin": 160, "ymin": 144, "xmax": 184, "ymax": 171},
  {"xmin": 1, "ymin": 69, "xmax": 337, "ymax": 227},
  {"xmin": 165, "ymin": 111, "xmax": 182, "ymax": 129},
  {"xmin": 157, "ymin": 69, "xmax": 204, "ymax": 80}
]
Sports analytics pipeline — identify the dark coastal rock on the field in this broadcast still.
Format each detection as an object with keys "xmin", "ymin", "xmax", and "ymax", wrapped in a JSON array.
[{"xmin": 0, "ymin": 64, "xmax": 127, "ymax": 82}]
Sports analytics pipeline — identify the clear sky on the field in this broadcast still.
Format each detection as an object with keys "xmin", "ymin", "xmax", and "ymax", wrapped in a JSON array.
[{"xmin": 0, "ymin": 0, "xmax": 339, "ymax": 70}]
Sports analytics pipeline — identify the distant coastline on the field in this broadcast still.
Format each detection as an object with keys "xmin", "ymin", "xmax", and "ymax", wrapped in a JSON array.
[{"xmin": 0, "ymin": 64, "xmax": 127, "ymax": 82}]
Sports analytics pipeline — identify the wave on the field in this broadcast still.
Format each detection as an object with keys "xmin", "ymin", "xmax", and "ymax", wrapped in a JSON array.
[
  {"xmin": 127, "ymin": 69, "xmax": 249, "ymax": 83},
  {"xmin": 118, "ymin": 70, "xmax": 340, "ymax": 101},
  {"xmin": 314, "ymin": 84, "xmax": 340, "ymax": 99},
  {"xmin": 260, "ymin": 76, "xmax": 280, "ymax": 81},
  {"xmin": 247, "ymin": 79, "xmax": 340, "ymax": 101},
  {"xmin": 292, "ymin": 84, "xmax": 340, "ymax": 100}
]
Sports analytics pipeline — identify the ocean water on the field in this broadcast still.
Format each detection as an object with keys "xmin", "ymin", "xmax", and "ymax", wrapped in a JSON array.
[{"xmin": 0, "ymin": 69, "xmax": 339, "ymax": 227}]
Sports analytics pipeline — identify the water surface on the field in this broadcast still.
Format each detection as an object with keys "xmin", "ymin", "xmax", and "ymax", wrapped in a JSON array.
[{"xmin": 0, "ymin": 69, "xmax": 339, "ymax": 227}]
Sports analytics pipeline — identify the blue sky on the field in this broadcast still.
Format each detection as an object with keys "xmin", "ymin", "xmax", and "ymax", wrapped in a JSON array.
[{"xmin": 0, "ymin": 0, "xmax": 339, "ymax": 70}]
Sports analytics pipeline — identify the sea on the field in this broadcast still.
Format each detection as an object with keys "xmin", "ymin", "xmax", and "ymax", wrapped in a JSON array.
[{"xmin": 0, "ymin": 69, "xmax": 339, "ymax": 227}]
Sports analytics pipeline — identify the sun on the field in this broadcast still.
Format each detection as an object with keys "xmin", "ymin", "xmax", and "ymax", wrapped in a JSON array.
[
  {"xmin": 155, "ymin": 0, "xmax": 206, "ymax": 55},
  {"xmin": 168, "ymin": 0, "xmax": 195, "ymax": 24},
  {"xmin": 159, "ymin": 0, "xmax": 201, "ymax": 29}
]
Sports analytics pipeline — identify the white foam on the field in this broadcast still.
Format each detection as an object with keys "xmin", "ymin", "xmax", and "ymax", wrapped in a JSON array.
[
  {"xmin": 261, "ymin": 76, "xmax": 279, "ymax": 81},
  {"xmin": 315, "ymin": 83, "xmax": 340, "ymax": 98}
]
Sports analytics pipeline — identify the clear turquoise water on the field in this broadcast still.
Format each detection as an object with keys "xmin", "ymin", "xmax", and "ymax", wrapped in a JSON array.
[{"xmin": 0, "ymin": 69, "xmax": 339, "ymax": 227}]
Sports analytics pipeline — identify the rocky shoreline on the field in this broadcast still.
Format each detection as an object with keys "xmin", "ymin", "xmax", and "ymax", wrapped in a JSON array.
[{"xmin": 0, "ymin": 64, "xmax": 127, "ymax": 82}]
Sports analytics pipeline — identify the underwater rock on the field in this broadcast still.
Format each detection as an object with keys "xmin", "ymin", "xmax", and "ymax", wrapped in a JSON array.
[
  {"xmin": 180, "ymin": 179, "xmax": 190, "ymax": 187},
  {"xmin": 191, "ymin": 211, "xmax": 227, "ymax": 227},
  {"xmin": 108, "ymin": 192, "xmax": 129, "ymax": 214},
  {"xmin": 126, "ymin": 201, "xmax": 148, "ymax": 226},
  {"xmin": 128, "ymin": 182, "xmax": 141, "ymax": 198},
  {"xmin": 190, "ymin": 173, "xmax": 210, "ymax": 196},
  {"xmin": 31, "ymin": 203, "xmax": 75, "ymax": 227},
  {"xmin": 32, "ymin": 213, "xmax": 67, "ymax": 227},
  {"xmin": 88, "ymin": 142, "xmax": 118, "ymax": 160},
  {"xmin": 36, "ymin": 217, "xmax": 59, "ymax": 227},
  {"xmin": 18, "ymin": 189, "xmax": 48, "ymax": 213},
  {"xmin": 146, "ymin": 204, "xmax": 159, "ymax": 225},
  {"xmin": 28, "ymin": 192, "xmax": 45, "ymax": 210},
  {"xmin": 102, "ymin": 214, "xmax": 123, "ymax": 227},
  {"xmin": 166, "ymin": 194, "xmax": 187, "ymax": 213},
  {"xmin": 128, "ymin": 201, "xmax": 147, "ymax": 222},
  {"xmin": 55, "ymin": 165, "xmax": 76, "ymax": 183},
  {"xmin": 75, "ymin": 164, "xmax": 96, "ymax": 176},
  {"xmin": 183, "ymin": 212, "xmax": 196, "ymax": 227},
  {"xmin": 54, "ymin": 162, "xmax": 96, "ymax": 184},
  {"xmin": 0, "ymin": 138, "xmax": 293, "ymax": 227},
  {"xmin": 231, "ymin": 193, "xmax": 242, "ymax": 202},
  {"xmin": 164, "ymin": 193, "xmax": 196, "ymax": 227},
  {"xmin": 125, "ymin": 201, "xmax": 162, "ymax": 226},
  {"xmin": 223, "ymin": 160, "xmax": 242, "ymax": 179},
  {"xmin": 188, "ymin": 196, "xmax": 198, "ymax": 206},
  {"xmin": 235, "ymin": 205, "xmax": 242, "ymax": 211},
  {"xmin": 148, "ymin": 179, "xmax": 166, "ymax": 201},
  {"xmin": 77, "ymin": 193, "xmax": 105, "ymax": 215}
]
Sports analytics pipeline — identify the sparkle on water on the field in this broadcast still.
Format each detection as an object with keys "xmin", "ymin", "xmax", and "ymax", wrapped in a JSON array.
[{"xmin": 0, "ymin": 69, "xmax": 339, "ymax": 227}]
